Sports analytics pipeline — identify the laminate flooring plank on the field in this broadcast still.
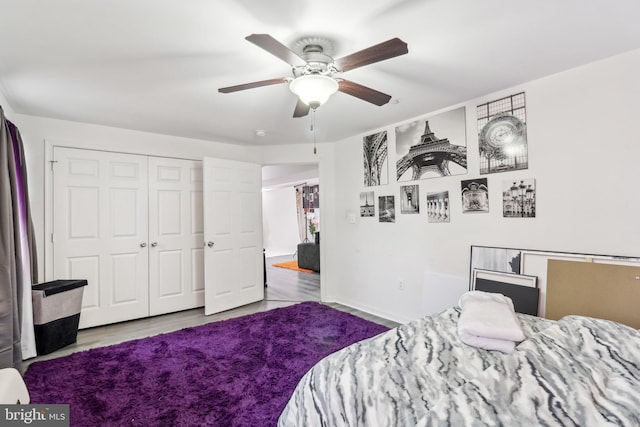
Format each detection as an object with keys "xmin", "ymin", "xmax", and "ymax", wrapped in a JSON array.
[{"xmin": 265, "ymin": 254, "xmax": 320, "ymax": 302}]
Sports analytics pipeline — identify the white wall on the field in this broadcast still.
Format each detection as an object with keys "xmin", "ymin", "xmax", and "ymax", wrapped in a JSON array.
[
  {"xmin": 0, "ymin": 91, "xmax": 14, "ymax": 117},
  {"xmin": 325, "ymin": 49, "xmax": 640, "ymax": 323},
  {"xmin": 262, "ymin": 186, "xmax": 300, "ymax": 257}
]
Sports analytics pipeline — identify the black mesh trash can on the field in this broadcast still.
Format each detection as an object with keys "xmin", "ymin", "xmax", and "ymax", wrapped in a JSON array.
[{"xmin": 32, "ymin": 279, "xmax": 87, "ymax": 355}]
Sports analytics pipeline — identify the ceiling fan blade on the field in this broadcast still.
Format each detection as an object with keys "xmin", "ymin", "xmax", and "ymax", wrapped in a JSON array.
[
  {"xmin": 293, "ymin": 98, "xmax": 311, "ymax": 118},
  {"xmin": 218, "ymin": 77, "xmax": 288, "ymax": 93},
  {"xmin": 245, "ymin": 34, "xmax": 307, "ymax": 66},
  {"xmin": 338, "ymin": 80, "xmax": 392, "ymax": 106},
  {"xmin": 334, "ymin": 38, "xmax": 408, "ymax": 72}
]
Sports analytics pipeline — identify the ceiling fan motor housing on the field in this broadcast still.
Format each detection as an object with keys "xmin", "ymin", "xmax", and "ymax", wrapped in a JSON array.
[{"xmin": 294, "ymin": 44, "xmax": 334, "ymax": 76}]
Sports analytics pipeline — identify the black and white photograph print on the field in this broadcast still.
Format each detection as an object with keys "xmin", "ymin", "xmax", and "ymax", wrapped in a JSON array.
[
  {"xmin": 360, "ymin": 191, "xmax": 375, "ymax": 217},
  {"xmin": 302, "ymin": 185, "xmax": 319, "ymax": 210},
  {"xmin": 461, "ymin": 178, "xmax": 489, "ymax": 213},
  {"xmin": 395, "ymin": 107, "xmax": 467, "ymax": 182},
  {"xmin": 378, "ymin": 195, "xmax": 395, "ymax": 223},
  {"xmin": 363, "ymin": 130, "xmax": 389, "ymax": 186},
  {"xmin": 502, "ymin": 179, "xmax": 536, "ymax": 218},
  {"xmin": 470, "ymin": 245, "xmax": 522, "ymax": 275},
  {"xmin": 477, "ymin": 92, "xmax": 528, "ymax": 175},
  {"xmin": 427, "ymin": 191, "xmax": 450, "ymax": 223},
  {"xmin": 400, "ymin": 185, "xmax": 419, "ymax": 214}
]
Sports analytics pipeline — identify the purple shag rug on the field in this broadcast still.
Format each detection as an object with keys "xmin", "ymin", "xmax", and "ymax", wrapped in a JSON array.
[{"xmin": 24, "ymin": 302, "xmax": 388, "ymax": 426}]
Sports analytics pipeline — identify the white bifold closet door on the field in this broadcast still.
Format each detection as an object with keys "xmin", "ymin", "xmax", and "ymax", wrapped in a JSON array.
[
  {"xmin": 148, "ymin": 157, "xmax": 204, "ymax": 315},
  {"xmin": 52, "ymin": 147, "xmax": 149, "ymax": 328},
  {"xmin": 52, "ymin": 148, "xmax": 263, "ymax": 326},
  {"xmin": 203, "ymin": 157, "xmax": 264, "ymax": 315},
  {"xmin": 52, "ymin": 147, "xmax": 206, "ymax": 328}
]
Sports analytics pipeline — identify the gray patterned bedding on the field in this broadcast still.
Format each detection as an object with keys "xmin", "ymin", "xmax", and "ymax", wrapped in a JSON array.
[{"xmin": 278, "ymin": 307, "xmax": 640, "ymax": 426}]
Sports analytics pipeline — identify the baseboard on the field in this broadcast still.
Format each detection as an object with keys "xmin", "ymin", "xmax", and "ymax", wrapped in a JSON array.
[
  {"xmin": 331, "ymin": 297, "xmax": 411, "ymax": 324},
  {"xmin": 265, "ymin": 251, "xmax": 296, "ymax": 258}
]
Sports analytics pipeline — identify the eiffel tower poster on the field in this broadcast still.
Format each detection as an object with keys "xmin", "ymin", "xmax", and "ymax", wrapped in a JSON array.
[{"xmin": 395, "ymin": 107, "xmax": 467, "ymax": 182}]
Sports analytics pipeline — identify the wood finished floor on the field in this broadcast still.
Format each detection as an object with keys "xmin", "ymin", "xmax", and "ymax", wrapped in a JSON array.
[
  {"xmin": 24, "ymin": 255, "xmax": 398, "ymax": 371},
  {"xmin": 265, "ymin": 254, "xmax": 321, "ymax": 302}
]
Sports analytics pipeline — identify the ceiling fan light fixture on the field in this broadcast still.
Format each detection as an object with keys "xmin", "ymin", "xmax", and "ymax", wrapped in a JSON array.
[{"xmin": 289, "ymin": 74, "xmax": 339, "ymax": 109}]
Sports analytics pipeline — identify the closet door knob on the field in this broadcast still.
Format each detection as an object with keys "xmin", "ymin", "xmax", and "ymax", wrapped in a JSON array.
[
  {"xmin": 140, "ymin": 242, "xmax": 147, "ymax": 248},
  {"xmin": 207, "ymin": 241, "xmax": 214, "ymax": 247},
  {"xmin": 151, "ymin": 242, "xmax": 158, "ymax": 247}
]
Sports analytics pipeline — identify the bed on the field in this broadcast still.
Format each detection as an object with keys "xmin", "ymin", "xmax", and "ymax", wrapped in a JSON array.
[{"xmin": 278, "ymin": 305, "xmax": 640, "ymax": 426}]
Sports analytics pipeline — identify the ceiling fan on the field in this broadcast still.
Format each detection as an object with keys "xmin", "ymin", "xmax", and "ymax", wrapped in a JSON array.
[{"xmin": 218, "ymin": 34, "xmax": 409, "ymax": 118}]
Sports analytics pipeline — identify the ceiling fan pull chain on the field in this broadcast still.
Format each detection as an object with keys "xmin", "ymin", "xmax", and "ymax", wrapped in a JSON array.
[{"xmin": 312, "ymin": 109, "xmax": 317, "ymax": 155}]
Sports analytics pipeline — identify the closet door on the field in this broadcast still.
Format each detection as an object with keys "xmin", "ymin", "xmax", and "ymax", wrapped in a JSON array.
[
  {"xmin": 52, "ymin": 147, "xmax": 149, "ymax": 328},
  {"xmin": 203, "ymin": 158, "xmax": 263, "ymax": 315},
  {"xmin": 148, "ymin": 157, "xmax": 204, "ymax": 315}
]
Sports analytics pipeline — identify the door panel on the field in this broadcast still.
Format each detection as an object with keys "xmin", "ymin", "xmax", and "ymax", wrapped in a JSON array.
[
  {"xmin": 53, "ymin": 147, "xmax": 149, "ymax": 328},
  {"xmin": 67, "ymin": 256, "xmax": 100, "ymax": 309},
  {"xmin": 68, "ymin": 187, "xmax": 99, "ymax": 238},
  {"xmin": 148, "ymin": 157, "xmax": 204, "ymax": 315},
  {"xmin": 111, "ymin": 188, "xmax": 139, "ymax": 236},
  {"xmin": 112, "ymin": 253, "xmax": 140, "ymax": 303},
  {"xmin": 192, "ymin": 248, "xmax": 205, "ymax": 293},
  {"xmin": 203, "ymin": 158, "xmax": 263, "ymax": 315},
  {"xmin": 158, "ymin": 190, "xmax": 182, "ymax": 234},
  {"xmin": 159, "ymin": 250, "xmax": 183, "ymax": 296}
]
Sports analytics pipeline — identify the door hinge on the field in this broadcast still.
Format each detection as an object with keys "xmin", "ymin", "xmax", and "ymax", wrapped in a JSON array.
[
  {"xmin": 50, "ymin": 233, "xmax": 54, "ymax": 243},
  {"xmin": 49, "ymin": 160, "xmax": 58, "ymax": 171}
]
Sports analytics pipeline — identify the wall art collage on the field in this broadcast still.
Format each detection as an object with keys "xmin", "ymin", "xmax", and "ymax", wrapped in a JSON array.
[{"xmin": 361, "ymin": 92, "xmax": 536, "ymax": 222}]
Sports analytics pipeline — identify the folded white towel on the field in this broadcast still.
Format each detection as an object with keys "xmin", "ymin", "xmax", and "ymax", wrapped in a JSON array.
[
  {"xmin": 457, "ymin": 330, "xmax": 517, "ymax": 354},
  {"xmin": 457, "ymin": 291, "xmax": 525, "ymax": 353}
]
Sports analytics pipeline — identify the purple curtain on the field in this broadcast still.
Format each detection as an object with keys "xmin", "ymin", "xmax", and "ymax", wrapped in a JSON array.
[{"xmin": 0, "ymin": 106, "xmax": 38, "ymax": 371}]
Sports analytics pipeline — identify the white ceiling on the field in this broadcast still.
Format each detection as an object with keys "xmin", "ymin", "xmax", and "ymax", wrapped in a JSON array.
[{"xmin": 1, "ymin": 0, "xmax": 639, "ymax": 146}]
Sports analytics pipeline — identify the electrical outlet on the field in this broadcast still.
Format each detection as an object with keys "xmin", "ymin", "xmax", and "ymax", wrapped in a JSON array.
[{"xmin": 398, "ymin": 279, "xmax": 405, "ymax": 291}]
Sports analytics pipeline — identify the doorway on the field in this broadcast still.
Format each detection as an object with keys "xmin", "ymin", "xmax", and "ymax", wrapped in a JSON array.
[{"xmin": 261, "ymin": 163, "xmax": 320, "ymax": 303}]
